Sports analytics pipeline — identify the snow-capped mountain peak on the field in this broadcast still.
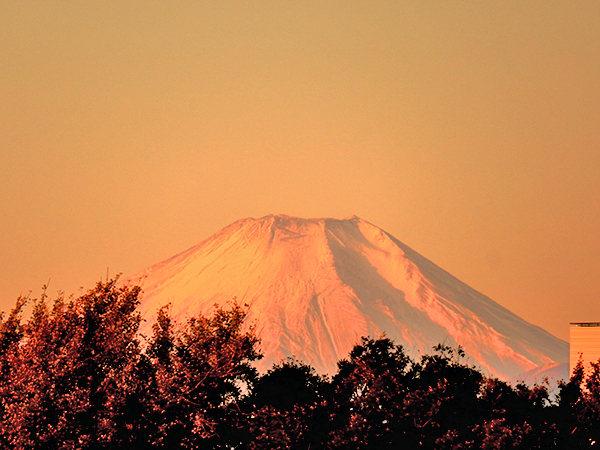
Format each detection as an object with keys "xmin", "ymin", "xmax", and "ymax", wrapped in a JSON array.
[{"xmin": 131, "ymin": 215, "xmax": 568, "ymax": 380}]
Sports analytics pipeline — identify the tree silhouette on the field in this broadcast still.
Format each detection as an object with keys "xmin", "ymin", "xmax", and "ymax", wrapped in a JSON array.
[
  {"xmin": 0, "ymin": 278, "xmax": 144, "ymax": 448},
  {"xmin": 328, "ymin": 336, "xmax": 416, "ymax": 449},
  {"xmin": 144, "ymin": 301, "xmax": 261, "ymax": 448},
  {"xmin": 241, "ymin": 358, "xmax": 330, "ymax": 449},
  {"xmin": 2, "ymin": 279, "xmax": 599, "ymax": 449}
]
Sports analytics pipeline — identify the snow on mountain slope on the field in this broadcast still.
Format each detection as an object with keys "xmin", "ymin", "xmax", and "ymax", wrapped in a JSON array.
[{"xmin": 130, "ymin": 215, "xmax": 568, "ymax": 380}]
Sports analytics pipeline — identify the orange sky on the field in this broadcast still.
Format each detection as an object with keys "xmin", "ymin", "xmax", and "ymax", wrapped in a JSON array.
[{"xmin": 1, "ymin": 2, "xmax": 599, "ymax": 342}]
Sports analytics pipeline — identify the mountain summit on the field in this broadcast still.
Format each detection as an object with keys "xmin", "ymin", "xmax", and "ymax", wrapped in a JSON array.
[{"xmin": 132, "ymin": 215, "xmax": 568, "ymax": 380}]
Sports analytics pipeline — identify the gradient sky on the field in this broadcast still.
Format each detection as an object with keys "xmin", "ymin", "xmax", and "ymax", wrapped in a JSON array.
[{"xmin": 1, "ymin": 1, "xmax": 599, "ymax": 342}]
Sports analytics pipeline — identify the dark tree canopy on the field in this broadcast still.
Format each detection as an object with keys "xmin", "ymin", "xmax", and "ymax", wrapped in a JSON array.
[{"xmin": 1, "ymin": 278, "xmax": 599, "ymax": 449}]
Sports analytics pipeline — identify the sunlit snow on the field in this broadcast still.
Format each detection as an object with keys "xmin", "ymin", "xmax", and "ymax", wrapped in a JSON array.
[{"xmin": 130, "ymin": 215, "xmax": 568, "ymax": 381}]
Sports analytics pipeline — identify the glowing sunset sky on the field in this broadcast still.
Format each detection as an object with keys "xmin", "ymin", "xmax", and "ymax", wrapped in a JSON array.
[{"xmin": 1, "ymin": 2, "xmax": 599, "ymax": 342}]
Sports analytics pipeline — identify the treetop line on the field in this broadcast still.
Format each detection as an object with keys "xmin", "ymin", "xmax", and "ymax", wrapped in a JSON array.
[{"xmin": 1, "ymin": 277, "xmax": 599, "ymax": 449}]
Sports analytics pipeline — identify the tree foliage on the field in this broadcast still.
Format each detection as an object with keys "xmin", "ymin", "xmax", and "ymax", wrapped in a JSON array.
[
  {"xmin": 0, "ymin": 279, "xmax": 260, "ymax": 449},
  {"xmin": 1, "ymin": 279, "xmax": 600, "ymax": 448}
]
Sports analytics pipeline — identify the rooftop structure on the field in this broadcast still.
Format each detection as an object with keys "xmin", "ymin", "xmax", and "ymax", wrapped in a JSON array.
[{"xmin": 570, "ymin": 322, "xmax": 600, "ymax": 377}]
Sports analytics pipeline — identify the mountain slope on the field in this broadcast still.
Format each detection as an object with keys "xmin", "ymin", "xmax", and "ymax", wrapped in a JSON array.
[{"xmin": 131, "ymin": 215, "xmax": 568, "ymax": 380}]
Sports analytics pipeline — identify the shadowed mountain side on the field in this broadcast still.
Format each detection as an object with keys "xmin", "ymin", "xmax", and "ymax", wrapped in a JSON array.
[
  {"xmin": 510, "ymin": 362, "xmax": 569, "ymax": 393},
  {"xmin": 384, "ymin": 229, "xmax": 567, "ymax": 368},
  {"xmin": 325, "ymin": 217, "xmax": 567, "ymax": 378},
  {"xmin": 130, "ymin": 215, "xmax": 568, "ymax": 380}
]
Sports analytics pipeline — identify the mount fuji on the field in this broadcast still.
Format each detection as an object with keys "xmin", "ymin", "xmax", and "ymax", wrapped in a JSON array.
[{"xmin": 130, "ymin": 215, "xmax": 568, "ymax": 381}]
